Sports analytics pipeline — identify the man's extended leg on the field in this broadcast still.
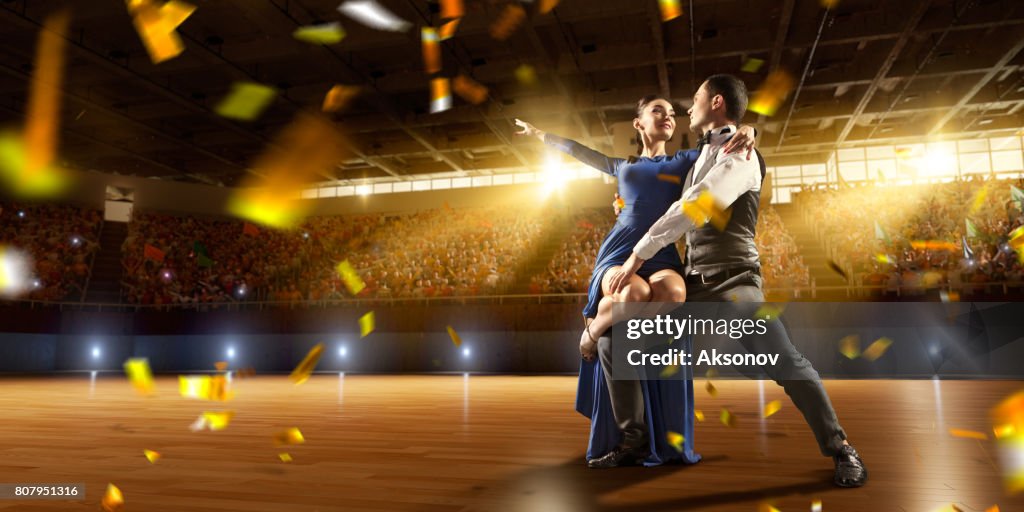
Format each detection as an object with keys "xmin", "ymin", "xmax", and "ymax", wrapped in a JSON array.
[{"xmin": 587, "ymin": 334, "xmax": 649, "ymax": 468}]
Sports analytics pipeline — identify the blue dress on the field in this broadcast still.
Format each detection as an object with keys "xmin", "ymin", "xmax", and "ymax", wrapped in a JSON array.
[{"xmin": 545, "ymin": 134, "xmax": 701, "ymax": 466}]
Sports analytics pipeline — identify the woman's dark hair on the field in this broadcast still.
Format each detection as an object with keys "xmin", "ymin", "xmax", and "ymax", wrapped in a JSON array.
[{"xmin": 633, "ymin": 94, "xmax": 673, "ymax": 155}]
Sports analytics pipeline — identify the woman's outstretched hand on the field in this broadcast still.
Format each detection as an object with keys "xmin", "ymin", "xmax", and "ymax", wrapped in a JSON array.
[
  {"xmin": 721, "ymin": 125, "xmax": 758, "ymax": 160},
  {"xmin": 514, "ymin": 118, "xmax": 545, "ymax": 142}
]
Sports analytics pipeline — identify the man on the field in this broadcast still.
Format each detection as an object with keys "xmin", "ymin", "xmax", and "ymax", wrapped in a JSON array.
[{"xmin": 602, "ymin": 74, "xmax": 868, "ymax": 488}]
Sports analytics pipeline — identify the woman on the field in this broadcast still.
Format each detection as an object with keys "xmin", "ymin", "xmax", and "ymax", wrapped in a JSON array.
[{"xmin": 515, "ymin": 96, "xmax": 755, "ymax": 465}]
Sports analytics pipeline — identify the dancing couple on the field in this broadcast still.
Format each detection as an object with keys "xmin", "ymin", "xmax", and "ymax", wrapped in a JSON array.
[{"xmin": 515, "ymin": 74, "xmax": 867, "ymax": 488}]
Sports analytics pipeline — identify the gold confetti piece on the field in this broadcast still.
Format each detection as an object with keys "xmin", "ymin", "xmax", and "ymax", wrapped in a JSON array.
[
  {"xmin": 763, "ymin": 400, "xmax": 782, "ymax": 418},
  {"xmin": 446, "ymin": 326, "xmax": 462, "ymax": 346},
  {"xmin": 515, "ymin": 64, "xmax": 537, "ymax": 86},
  {"xmin": 101, "ymin": 483, "xmax": 124, "ymax": 512},
  {"xmin": 758, "ymin": 504, "xmax": 780, "ymax": 512},
  {"xmin": 681, "ymin": 191, "xmax": 731, "ymax": 230},
  {"xmin": 754, "ymin": 303, "xmax": 784, "ymax": 321},
  {"xmin": 940, "ymin": 290, "xmax": 961, "ymax": 303},
  {"xmin": 695, "ymin": 409, "xmax": 705, "ymax": 422},
  {"xmin": 705, "ymin": 369, "xmax": 719, "ymax": 379},
  {"xmin": 539, "ymin": 0, "xmax": 561, "ymax": 14},
  {"xmin": 748, "ymin": 70, "xmax": 795, "ymax": 116},
  {"xmin": 1009, "ymin": 226, "xmax": 1024, "ymax": 250},
  {"xmin": 430, "ymin": 77, "xmax": 452, "ymax": 113},
  {"xmin": 969, "ymin": 185, "xmax": 989, "ymax": 216},
  {"xmin": 874, "ymin": 253, "xmax": 893, "ymax": 265},
  {"xmin": 862, "ymin": 337, "xmax": 892, "ymax": 361},
  {"xmin": 658, "ymin": 0, "xmax": 682, "ymax": 22},
  {"xmin": 439, "ymin": 18, "xmax": 460, "ymax": 40},
  {"xmin": 489, "ymin": 3, "xmax": 525, "ymax": 41},
  {"xmin": 360, "ymin": 311, "xmax": 375, "ymax": 338},
  {"xmin": 124, "ymin": 358, "xmax": 155, "ymax": 395},
  {"xmin": 657, "ymin": 173, "xmax": 682, "ymax": 185},
  {"xmin": 421, "ymin": 27, "xmax": 441, "ymax": 74},
  {"xmin": 279, "ymin": 453, "xmax": 293, "ymax": 463},
  {"xmin": 290, "ymin": 343, "xmax": 324, "ymax": 385},
  {"xmin": 322, "ymin": 84, "xmax": 360, "ymax": 113},
  {"xmin": 128, "ymin": 0, "xmax": 195, "ymax": 64},
  {"xmin": 666, "ymin": 431, "xmax": 685, "ymax": 452},
  {"xmin": 215, "ymin": 82, "xmax": 277, "ymax": 121},
  {"xmin": 143, "ymin": 449, "xmax": 160, "ymax": 463},
  {"xmin": 179, "ymin": 375, "xmax": 233, "ymax": 401},
  {"xmin": 741, "ymin": 57, "xmax": 764, "ymax": 73},
  {"xmin": 910, "ymin": 240, "xmax": 958, "ymax": 252},
  {"xmin": 273, "ymin": 427, "xmax": 305, "ymax": 445},
  {"xmin": 949, "ymin": 428, "xmax": 989, "ymax": 440},
  {"xmin": 292, "ymin": 22, "xmax": 345, "ymax": 45},
  {"xmin": 440, "ymin": 0, "xmax": 463, "ymax": 18},
  {"xmin": 214, "ymin": 361, "xmax": 228, "ymax": 371},
  {"xmin": 985, "ymin": 506, "xmax": 999, "ymax": 512},
  {"xmin": 337, "ymin": 0, "xmax": 412, "ymax": 32},
  {"xmin": 705, "ymin": 380, "xmax": 717, "ymax": 397},
  {"xmin": 812, "ymin": 499, "xmax": 823, "ymax": 512},
  {"xmin": 336, "ymin": 260, "xmax": 365, "ymax": 295},
  {"xmin": 202, "ymin": 411, "xmax": 234, "ymax": 430},
  {"xmin": 820, "ymin": 0, "xmax": 839, "ymax": 7},
  {"xmin": 994, "ymin": 424, "xmax": 1016, "ymax": 439},
  {"xmin": 838, "ymin": 335, "xmax": 860, "ymax": 359},
  {"xmin": 660, "ymin": 364, "xmax": 679, "ymax": 378},
  {"xmin": 453, "ymin": 75, "xmax": 488, "ymax": 105}
]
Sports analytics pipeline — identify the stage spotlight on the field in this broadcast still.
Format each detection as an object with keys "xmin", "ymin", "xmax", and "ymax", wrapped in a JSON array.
[
  {"xmin": 91, "ymin": 346, "xmax": 101, "ymax": 359},
  {"xmin": 303, "ymin": 232, "xmax": 310, "ymax": 239},
  {"xmin": 540, "ymin": 154, "xmax": 569, "ymax": 195},
  {"xmin": 356, "ymin": 185, "xmax": 371, "ymax": 196},
  {"xmin": 227, "ymin": 346, "xmax": 236, "ymax": 359},
  {"xmin": 17, "ymin": 210, "xmax": 24, "ymax": 218},
  {"xmin": 462, "ymin": 347, "xmax": 471, "ymax": 358},
  {"xmin": 32, "ymin": 279, "xmax": 41, "ymax": 289},
  {"xmin": 338, "ymin": 346, "xmax": 347, "ymax": 358},
  {"xmin": 929, "ymin": 344, "xmax": 940, "ymax": 355},
  {"xmin": 71, "ymin": 236, "xmax": 80, "ymax": 247}
]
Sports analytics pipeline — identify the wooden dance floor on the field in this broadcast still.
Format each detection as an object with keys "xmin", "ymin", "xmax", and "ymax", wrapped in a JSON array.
[{"xmin": 0, "ymin": 375, "xmax": 1021, "ymax": 512}]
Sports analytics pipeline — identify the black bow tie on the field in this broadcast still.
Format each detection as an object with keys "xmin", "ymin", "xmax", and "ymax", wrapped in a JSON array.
[{"xmin": 696, "ymin": 132, "xmax": 711, "ymax": 151}]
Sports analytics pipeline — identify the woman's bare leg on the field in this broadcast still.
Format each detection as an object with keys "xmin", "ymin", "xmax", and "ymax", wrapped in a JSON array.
[
  {"xmin": 643, "ymin": 269, "xmax": 687, "ymax": 317},
  {"xmin": 580, "ymin": 267, "xmax": 652, "ymax": 361}
]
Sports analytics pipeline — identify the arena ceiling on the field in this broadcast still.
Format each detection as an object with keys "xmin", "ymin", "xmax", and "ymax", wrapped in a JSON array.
[{"xmin": 0, "ymin": 0, "xmax": 1022, "ymax": 187}]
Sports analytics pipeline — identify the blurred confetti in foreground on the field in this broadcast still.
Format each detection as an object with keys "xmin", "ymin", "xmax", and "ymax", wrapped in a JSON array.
[
  {"xmin": 360, "ymin": 311, "xmax": 375, "ymax": 338},
  {"xmin": 949, "ymin": 428, "xmax": 988, "ymax": 441},
  {"xmin": 758, "ymin": 502, "xmax": 780, "ymax": 512},
  {"xmin": 100, "ymin": 483, "xmax": 124, "ymax": 512},
  {"xmin": 489, "ymin": 3, "xmax": 525, "ymax": 41},
  {"xmin": 862, "ymin": 337, "xmax": 893, "ymax": 361},
  {"xmin": 681, "ymin": 191, "xmax": 731, "ymax": 231},
  {"xmin": 273, "ymin": 427, "xmax": 305, "ymax": 445},
  {"xmin": 515, "ymin": 64, "xmax": 537, "ymax": 86},
  {"xmin": 763, "ymin": 400, "xmax": 782, "ymax": 418},
  {"xmin": 748, "ymin": 70, "xmax": 795, "ymax": 117},
  {"xmin": 279, "ymin": 453, "xmax": 293, "ymax": 463},
  {"xmin": 127, "ymin": 0, "xmax": 195, "ymax": 64},
  {"xmin": 190, "ymin": 411, "xmax": 234, "ymax": 431},
  {"xmin": 695, "ymin": 409, "xmax": 705, "ymax": 422},
  {"xmin": 179, "ymin": 375, "xmax": 233, "ymax": 401},
  {"xmin": 337, "ymin": 0, "xmax": 411, "ymax": 32},
  {"xmin": 290, "ymin": 343, "xmax": 324, "ymax": 385},
  {"xmin": 227, "ymin": 114, "xmax": 345, "ymax": 228},
  {"xmin": 440, "ymin": 0, "xmax": 463, "ymax": 19},
  {"xmin": 910, "ymin": 240, "xmax": 958, "ymax": 252},
  {"xmin": 0, "ymin": 11, "xmax": 71, "ymax": 198},
  {"xmin": 430, "ymin": 77, "xmax": 452, "ymax": 113},
  {"xmin": 720, "ymin": 408, "xmax": 737, "ymax": 427},
  {"xmin": 447, "ymin": 325, "xmax": 463, "ymax": 347},
  {"xmin": 123, "ymin": 358, "xmax": 155, "ymax": 395},
  {"xmin": 539, "ymin": 0, "xmax": 561, "ymax": 14},
  {"xmin": 992, "ymin": 390, "xmax": 1024, "ymax": 494},
  {"xmin": 215, "ymin": 82, "xmax": 277, "ymax": 121},
  {"xmin": 421, "ymin": 27, "xmax": 441, "ymax": 74},
  {"xmin": 658, "ymin": 0, "xmax": 682, "ymax": 22},
  {"xmin": 453, "ymin": 75, "xmax": 489, "ymax": 105},
  {"xmin": 322, "ymin": 84, "xmax": 360, "ymax": 113},
  {"xmin": 660, "ymin": 364, "xmax": 680, "ymax": 378},
  {"xmin": 666, "ymin": 431, "xmax": 684, "ymax": 452},
  {"xmin": 0, "ymin": 246, "xmax": 33, "ymax": 298},
  {"xmin": 439, "ymin": 19, "xmax": 460, "ymax": 40},
  {"xmin": 753, "ymin": 303, "xmax": 784, "ymax": 321},
  {"xmin": 812, "ymin": 499, "xmax": 822, "ymax": 512},
  {"xmin": 705, "ymin": 380, "xmax": 717, "ymax": 397},
  {"xmin": 336, "ymin": 260, "xmax": 365, "ymax": 295},
  {"xmin": 741, "ymin": 57, "xmax": 764, "ymax": 73},
  {"xmin": 143, "ymin": 449, "xmax": 161, "ymax": 464},
  {"xmin": 838, "ymin": 334, "xmax": 860, "ymax": 359},
  {"xmin": 292, "ymin": 22, "xmax": 346, "ymax": 45}
]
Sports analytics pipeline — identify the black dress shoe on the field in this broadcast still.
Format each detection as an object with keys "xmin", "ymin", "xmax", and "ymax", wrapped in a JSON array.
[
  {"xmin": 833, "ymin": 444, "xmax": 868, "ymax": 487},
  {"xmin": 587, "ymin": 444, "xmax": 648, "ymax": 469}
]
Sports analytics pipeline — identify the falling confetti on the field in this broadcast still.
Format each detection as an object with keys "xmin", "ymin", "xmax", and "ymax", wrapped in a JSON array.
[
  {"xmin": 763, "ymin": 400, "xmax": 782, "ymax": 418},
  {"xmin": 995, "ymin": 424, "xmax": 1016, "ymax": 439},
  {"xmin": 940, "ymin": 290, "xmax": 961, "ymax": 303},
  {"xmin": 446, "ymin": 325, "xmax": 462, "ymax": 347},
  {"xmin": 949, "ymin": 428, "xmax": 989, "ymax": 441},
  {"xmin": 430, "ymin": 77, "xmax": 452, "ymax": 113},
  {"xmin": 720, "ymin": 408, "xmax": 736, "ymax": 427},
  {"xmin": 515, "ymin": 64, "xmax": 537, "ymax": 86},
  {"xmin": 143, "ymin": 449, "xmax": 161, "ymax": 464},
  {"xmin": 660, "ymin": 364, "xmax": 680, "ymax": 378},
  {"xmin": 322, "ymin": 84, "xmax": 360, "ymax": 113},
  {"xmin": 179, "ymin": 375, "xmax": 233, "ymax": 401},
  {"xmin": 985, "ymin": 506, "xmax": 1000, "ymax": 512},
  {"xmin": 0, "ymin": 246, "xmax": 33, "ymax": 298},
  {"xmin": 820, "ymin": 0, "xmax": 840, "ymax": 7},
  {"xmin": 838, "ymin": 335, "xmax": 860, "ymax": 359},
  {"xmin": 290, "ymin": 343, "xmax": 324, "ymax": 385},
  {"xmin": 748, "ymin": 70, "xmax": 795, "ymax": 116},
  {"xmin": 190, "ymin": 411, "xmax": 234, "ymax": 431},
  {"xmin": 741, "ymin": 57, "xmax": 765, "ymax": 73},
  {"xmin": 695, "ymin": 409, "xmax": 705, "ymax": 422},
  {"xmin": 273, "ymin": 427, "xmax": 305, "ymax": 445},
  {"xmin": 489, "ymin": 3, "xmax": 525, "ymax": 41},
  {"xmin": 666, "ymin": 431, "xmax": 685, "ymax": 452},
  {"xmin": 124, "ymin": 358, "xmax": 155, "ymax": 395},
  {"xmin": 453, "ymin": 75, "xmax": 489, "ymax": 105},
  {"xmin": 421, "ymin": 27, "xmax": 441, "ymax": 74},
  {"xmin": 539, "ymin": 0, "xmax": 561, "ymax": 14},
  {"xmin": 215, "ymin": 82, "xmax": 277, "ymax": 121},
  {"xmin": 681, "ymin": 190, "xmax": 731, "ymax": 231},
  {"xmin": 862, "ymin": 337, "xmax": 892, "ymax": 361},
  {"xmin": 910, "ymin": 240, "xmax": 958, "ymax": 252},
  {"xmin": 360, "ymin": 311, "xmax": 375, "ymax": 338},
  {"xmin": 336, "ymin": 260, "xmax": 365, "ymax": 295},
  {"xmin": 127, "ymin": 0, "xmax": 195, "ymax": 64},
  {"xmin": 337, "ymin": 0, "xmax": 412, "ymax": 32},
  {"xmin": 440, "ymin": 0, "xmax": 463, "ymax": 19},
  {"xmin": 991, "ymin": 390, "xmax": 1024, "ymax": 493},
  {"xmin": 656, "ymin": 173, "xmax": 682, "ymax": 185},
  {"xmin": 826, "ymin": 259, "xmax": 848, "ymax": 281},
  {"xmin": 101, "ymin": 483, "xmax": 124, "ymax": 512},
  {"xmin": 658, "ymin": 0, "xmax": 682, "ymax": 22},
  {"xmin": 705, "ymin": 380, "xmax": 717, "ymax": 397},
  {"xmin": 439, "ymin": 18, "xmax": 460, "ymax": 40},
  {"xmin": 874, "ymin": 253, "xmax": 894, "ymax": 265},
  {"xmin": 758, "ymin": 504, "xmax": 781, "ymax": 512},
  {"xmin": 292, "ymin": 22, "xmax": 346, "ymax": 45},
  {"xmin": 279, "ymin": 453, "xmax": 293, "ymax": 463},
  {"xmin": 812, "ymin": 499, "xmax": 822, "ymax": 512},
  {"xmin": 753, "ymin": 303, "xmax": 784, "ymax": 321}
]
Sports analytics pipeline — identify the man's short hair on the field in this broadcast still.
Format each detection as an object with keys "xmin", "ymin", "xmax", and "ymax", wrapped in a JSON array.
[{"xmin": 704, "ymin": 74, "xmax": 748, "ymax": 123}]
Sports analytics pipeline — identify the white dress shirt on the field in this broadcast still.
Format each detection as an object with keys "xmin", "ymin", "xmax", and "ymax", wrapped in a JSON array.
[{"xmin": 633, "ymin": 125, "xmax": 763, "ymax": 261}]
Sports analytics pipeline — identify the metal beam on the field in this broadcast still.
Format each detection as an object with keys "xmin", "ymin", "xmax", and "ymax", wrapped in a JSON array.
[
  {"xmin": 759, "ymin": 0, "xmax": 795, "ymax": 125},
  {"xmin": 645, "ymin": 1, "xmax": 670, "ymax": 98},
  {"xmin": 928, "ymin": 35, "xmax": 1024, "ymax": 135}
]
